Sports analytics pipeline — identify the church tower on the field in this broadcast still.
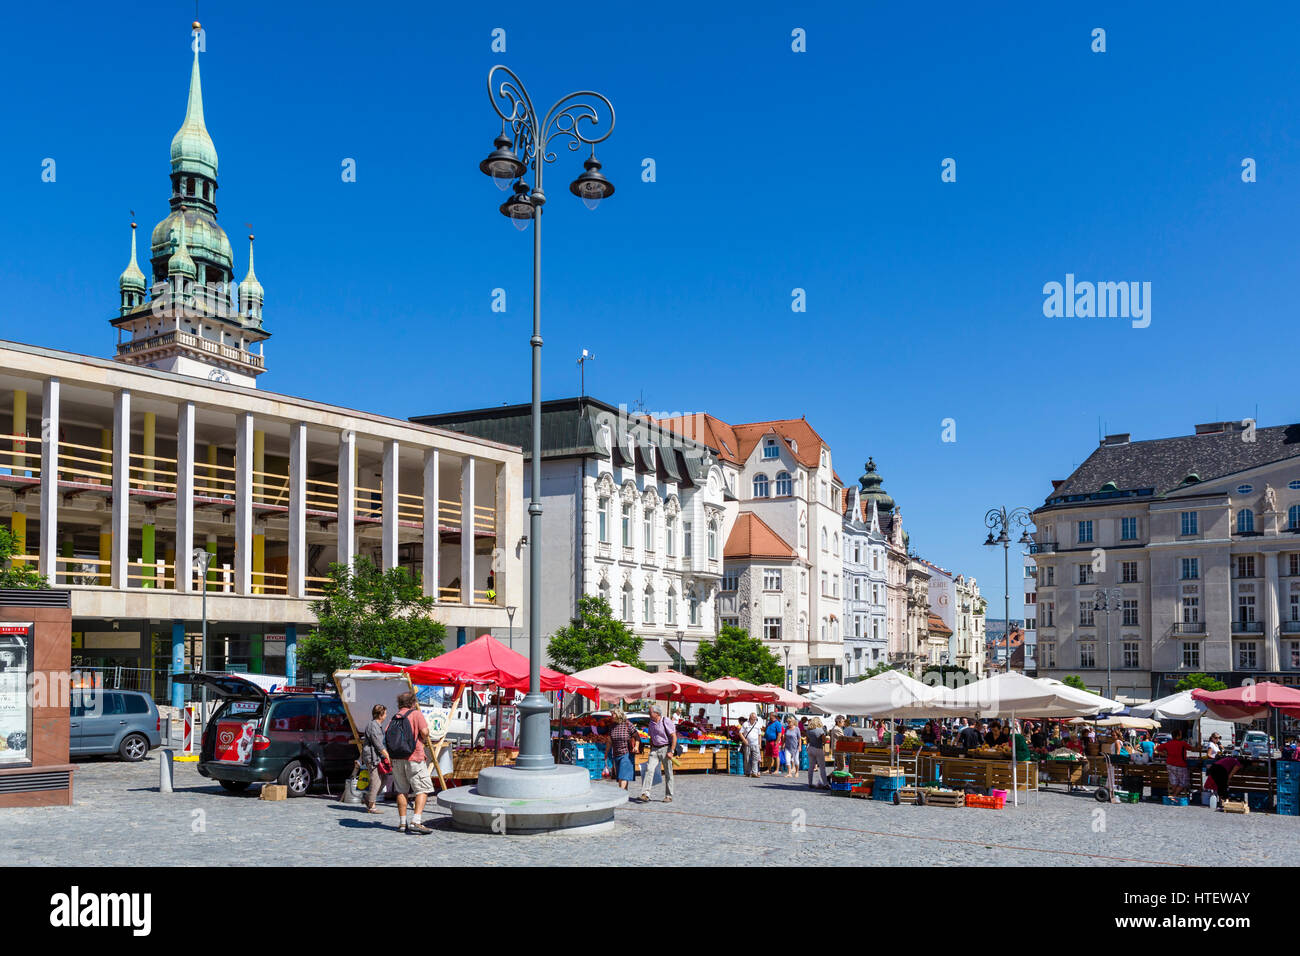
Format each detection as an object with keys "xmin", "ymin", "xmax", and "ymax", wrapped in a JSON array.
[{"xmin": 111, "ymin": 22, "xmax": 269, "ymax": 387}]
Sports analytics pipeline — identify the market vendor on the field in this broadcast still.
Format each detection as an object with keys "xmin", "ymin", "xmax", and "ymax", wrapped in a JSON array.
[
  {"xmin": 957, "ymin": 720, "xmax": 983, "ymax": 753},
  {"xmin": 1062, "ymin": 732, "xmax": 1084, "ymax": 754},
  {"xmin": 1204, "ymin": 753, "xmax": 1242, "ymax": 805},
  {"xmin": 695, "ymin": 708, "xmax": 710, "ymax": 729},
  {"xmin": 1156, "ymin": 729, "xmax": 1190, "ymax": 799},
  {"xmin": 1029, "ymin": 721, "xmax": 1048, "ymax": 751},
  {"xmin": 1011, "ymin": 721, "xmax": 1031, "ymax": 762}
]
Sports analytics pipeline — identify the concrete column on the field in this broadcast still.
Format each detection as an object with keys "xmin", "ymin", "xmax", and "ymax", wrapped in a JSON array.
[
  {"xmin": 171, "ymin": 621, "xmax": 186, "ymax": 708},
  {"xmin": 176, "ymin": 402, "xmax": 195, "ymax": 593},
  {"xmin": 285, "ymin": 623, "xmax": 298, "ymax": 682},
  {"xmin": 37, "ymin": 378, "xmax": 59, "ymax": 581},
  {"xmin": 1266, "ymin": 552, "xmax": 1282, "ymax": 672},
  {"xmin": 287, "ymin": 423, "xmax": 307, "ymax": 598},
  {"xmin": 422, "ymin": 449, "xmax": 439, "ymax": 600},
  {"xmin": 382, "ymin": 440, "xmax": 399, "ymax": 572},
  {"xmin": 141, "ymin": 412, "xmax": 156, "ymax": 586},
  {"xmin": 234, "ymin": 412, "xmax": 253, "ymax": 594},
  {"xmin": 461, "ymin": 457, "xmax": 475, "ymax": 604},
  {"xmin": 252, "ymin": 430, "xmax": 265, "ymax": 594},
  {"xmin": 98, "ymin": 521, "xmax": 111, "ymax": 586},
  {"xmin": 494, "ymin": 463, "xmax": 507, "ymax": 605},
  {"xmin": 111, "ymin": 390, "xmax": 130, "ymax": 589},
  {"xmin": 337, "ymin": 430, "xmax": 356, "ymax": 572}
]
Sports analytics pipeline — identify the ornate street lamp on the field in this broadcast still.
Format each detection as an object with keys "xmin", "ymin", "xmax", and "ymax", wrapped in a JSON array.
[
  {"xmin": 1093, "ymin": 587, "xmax": 1123, "ymax": 699},
  {"xmin": 478, "ymin": 65, "xmax": 615, "ymax": 773},
  {"xmin": 982, "ymin": 507, "xmax": 1033, "ymax": 674}
]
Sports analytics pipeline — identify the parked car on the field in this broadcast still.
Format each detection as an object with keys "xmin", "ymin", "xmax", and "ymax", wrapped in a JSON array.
[
  {"xmin": 177, "ymin": 674, "xmax": 358, "ymax": 797},
  {"xmin": 69, "ymin": 689, "xmax": 162, "ymax": 761},
  {"xmin": 1241, "ymin": 730, "xmax": 1271, "ymax": 758}
]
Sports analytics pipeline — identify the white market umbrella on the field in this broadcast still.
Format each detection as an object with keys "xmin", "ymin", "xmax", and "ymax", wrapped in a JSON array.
[
  {"xmin": 1069, "ymin": 715, "xmax": 1160, "ymax": 731},
  {"xmin": 811, "ymin": 670, "xmax": 955, "ymax": 718},
  {"xmin": 568, "ymin": 661, "xmax": 681, "ymax": 707},
  {"xmin": 1036, "ymin": 678, "xmax": 1127, "ymax": 717},
  {"xmin": 1130, "ymin": 690, "xmax": 1207, "ymax": 721}
]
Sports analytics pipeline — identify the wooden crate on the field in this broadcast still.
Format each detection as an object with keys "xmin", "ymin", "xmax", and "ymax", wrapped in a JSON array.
[
  {"xmin": 1222, "ymin": 799, "xmax": 1250, "ymax": 814},
  {"xmin": 1043, "ymin": 761, "xmax": 1085, "ymax": 785},
  {"xmin": 894, "ymin": 786, "xmax": 922, "ymax": 805},
  {"xmin": 918, "ymin": 787, "xmax": 965, "ymax": 808}
]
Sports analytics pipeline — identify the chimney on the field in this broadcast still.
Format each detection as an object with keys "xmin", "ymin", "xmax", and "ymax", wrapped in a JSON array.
[
  {"xmin": 1051, "ymin": 480, "xmax": 1065, "ymax": 491},
  {"xmin": 1100, "ymin": 433, "xmax": 1130, "ymax": 446},
  {"xmin": 1194, "ymin": 422, "xmax": 1228, "ymax": 435}
]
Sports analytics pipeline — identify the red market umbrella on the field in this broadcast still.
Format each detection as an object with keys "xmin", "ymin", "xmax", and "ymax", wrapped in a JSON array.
[
  {"xmin": 1192, "ymin": 683, "xmax": 1300, "ymax": 721},
  {"xmin": 702, "ymin": 676, "xmax": 782, "ymax": 704},
  {"xmin": 658, "ymin": 669, "xmax": 725, "ymax": 704},
  {"xmin": 569, "ymin": 661, "xmax": 681, "ymax": 706},
  {"xmin": 758, "ymin": 683, "xmax": 810, "ymax": 708}
]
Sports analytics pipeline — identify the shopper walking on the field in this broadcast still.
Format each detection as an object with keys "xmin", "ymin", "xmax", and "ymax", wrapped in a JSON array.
[
  {"xmin": 782, "ymin": 716, "xmax": 802, "ymax": 779},
  {"xmin": 639, "ymin": 706, "xmax": 676, "ymax": 803},
  {"xmin": 386, "ymin": 691, "xmax": 435, "ymax": 835},
  {"xmin": 764, "ymin": 713, "xmax": 783, "ymax": 774},
  {"xmin": 1157, "ymin": 729, "xmax": 1190, "ymax": 799},
  {"xmin": 739, "ymin": 713, "xmax": 763, "ymax": 777},
  {"xmin": 805, "ymin": 716, "xmax": 830, "ymax": 788},
  {"xmin": 608, "ymin": 707, "xmax": 639, "ymax": 791},
  {"xmin": 830, "ymin": 716, "xmax": 847, "ymax": 771},
  {"xmin": 360, "ymin": 703, "xmax": 391, "ymax": 814}
]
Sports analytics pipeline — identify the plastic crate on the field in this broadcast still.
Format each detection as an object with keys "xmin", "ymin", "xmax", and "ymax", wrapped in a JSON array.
[
  {"xmin": 872, "ymin": 773, "xmax": 905, "ymax": 790},
  {"xmin": 1115, "ymin": 790, "xmax": 1140, "ymax": 804},
  {"xmin": 1276, "ymin": 798, "xmax": 1299, "ymax": 817},
  {"xmin": 965, "ymin": 793, "xmax": 1005, "ymax": 809},
  {"xmin": 729, "ymin": 749, "xmax": 745, "ymax": 775},
  {"xmin": 1162, "ymin": 796, "xmax": 1189, "ymax": 806},
  {"xmin": 1276, "ymin": 761, "xmax": 1300, "ymax": 783},
  {"xmin": 1246, "ymin": 791, "xmax": 1271, "ymax": 812}
]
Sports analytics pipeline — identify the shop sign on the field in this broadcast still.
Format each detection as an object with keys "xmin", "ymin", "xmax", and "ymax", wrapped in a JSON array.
[{"xmin": 0, "ymin": 623, "xmax": 33, "ymax": 768}]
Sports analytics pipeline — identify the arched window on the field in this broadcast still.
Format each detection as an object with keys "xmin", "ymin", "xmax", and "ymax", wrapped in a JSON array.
[
  {"xmin": 598, "ymin": 580, "xmax": 611, "ymax": 605},
  {"xmin": 621, "ymin": 583, "xmax": 634, "ymax": 622},
  {"xmin": 707, "ymin": 520, "xmax": 718, "ymax": 559},
  {"xmin": 775, "ymin": 471, "xmax": 793, "ymax": 496},
  {"xmin": 688, "ymin": 589, "xmax": 700, "ymax": 625},
  {"xmin": 820, "ymin": 619, "xmax": 827, "ymax": 641},
  {"xmin": 1238, "ymin": 508, "xmax": 1255, "ymax": 534},
  {"xmin": 643, "ymin": 585, "xmax": 655, "ymax": 624},
  {"xmin": 832, "ymin": 533, "xmax": 839, "ymax": 553},
  {"xmin": 821, "ymin": 528, "xmax": 828, "ymax": 551},
  {"xmin": 1290, "ymin": 505, "xmax": 1300, "ymax": 531},
  {"xmin": 752, "ymin": 473, "xmax": 770, "ymax": 498},
  {"xmin": 598, "ymin": 496, "xmax": 610, "ymax": 542}
]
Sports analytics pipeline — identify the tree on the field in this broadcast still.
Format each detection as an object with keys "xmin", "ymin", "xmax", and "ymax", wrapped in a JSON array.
[
  {"xmin": 546, "ymin": 595, "xmax": 644, "ymax": 673},
  {"xmin": 299, "ymin": 556, "xmax": 446, "ymax": 675},
  {"xmin": 694, "ymin": 625, "xmax": 783, "ymax": 685},
  {"xmin": 856, "ymin": 661, "xmax": 901, "ymax": 682},
  {"xmin": 0, "ymin": 527, "xmax": 47, "ymax": 589},
  {"xmin": 1175, "ymin": 672, "xmax": 1227, "ymax": 693},
  {"xmin": 1061, "ymin": 674, "xmax": 1089, "ymax": 692}
]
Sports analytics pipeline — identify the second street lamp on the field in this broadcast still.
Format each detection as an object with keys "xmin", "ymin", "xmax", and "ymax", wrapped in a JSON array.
[
  {"xmin": 983, "ymin": 506, "xmax": 1033, "ymax": 674},
  {"xmin": 477, "ymin": 65, "xmax": 615, "ymax": 774}
]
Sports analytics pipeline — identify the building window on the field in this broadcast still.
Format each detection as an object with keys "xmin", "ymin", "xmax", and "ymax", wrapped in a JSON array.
[
  {"xmin": 833, "ymin": 575, "xmax": 839, "ymax": 598},
  {"xmin": 1181, "ymin": 558, "xmax": 1199, "ymax": 580},
  {"xmin": 598, "ymin": 497, "xmax": 610, "ymax": 543},
  {"xmin": 707, "ymin": 520, "xmax": 718, "ymax": 560},
  {"xmin": 1025, "ymin": 616, "xmax": 1036, "ymax": 630},
  {"xmin": 1182, "ymin": 596, "xmax": 1199, "ymax": 624},
  {"xmin": 1080, "ymin": 642, "xmax": 1096, "ymax": 668},
  {"xmin": 1182, "ymin": 641, "xmax": 1201, "ymax": 669},
  {"xmin": 872, "ymin": 620, "xmax": 880, "ymax": 641},
  {"xmin": 1237, "ymin": 509, "xmax": 1255, "ymax": 534},
  {"xmin": 1122, "ymin": 599, "xmax": 1138, "ymax": 626},
  {"xmin": 774, "ymin": 471, "xmax": 792, "ymax": 496},
  {"xmin": 763, "ymin": 568, "xmax": 782, "ymax": 591},
  {"xmin": 688, "ymin": 590, "xmax": 700, "ymax": 625},
  {"xmin": 665, "ymin": 516, "xmax": 676, "ymax": 556},
  {"xmin": 1123, "ymin": 641, "xmax": 1139, "ymax": 669},
  {"xmin": 1238, "ymin": 594, "xmax": 1256, "ymax": 623},
  {"xmin": 643, "ymin": 589, "xmax": 654, "ymax": 624},
  {"xmin": 821, "ymin": 528, "xmax": 828, "ymax": 552},
  {"xmin": 1120, "ymin": 517, "xmax": 1137, "ymax": 540},
  {"xmin": 1080, "ymin": 605, "xmax": 1095, "ymax": 626},
  {"xmin": 853, "ymin": 543, "xmax": 861, "ymax": 564},
  {"xmin": 762, "ymin": 438, "xmax": 779, "ymax": 460},
  {"xmin": 1043, "ymin": 602, "xmax": 1054, "ymax": 626},
  {"xmin": 820, "ymin": 571, "xmax": 828, "ymax": 595},
  {"xmin": 665, "ymin": 594, "xmax": 676, "ymax": 625},
  {"xmin": 1291, "ymin": 505, "xmax": 1300, "ymax": 531},
  {"xmin": 721, "ymin": 571, "xmax": 738, "ymax": 592},
  {"xmin": 683, "ymin": 521, "xmax": 692, "ymax": 558},
  {"xmin": 752, "ymin": 473, "xmax": 770, "ymax": 498},
  {"xmin": 853, "ymin": 579, "xmax": 861, "ymax": 600},
  {"xmin": 644, "ymin": 514, "xmax": 654, "ymax": 552},
  {"xmin": 1041, "ymin": 642, "xmax": 1056, "ymax": 668},
  {"xmin": 1044, "ymin": 566, "xmax": 1055, "ymax": 586},
  {"xmin": 721, "ymin": 616, "xmax": 739, "ymax": 629},
  {"xmin": 1121, "ymin": 561, "xmax": 1138, "ymax": 583},
  {"xmin": 1078, "ymin": 564, "xmax": 1093, "ymax": 585},
  {"xmin": 1291, "ymin": 554, "xmax": 1300, "ymax": 577},
  {"xmin": 1077, "ymin": 520, "xmax": 1093, "ymax": 544},
  {"xmin": 800, "ymin": 570, "xmax": 808, "ymax": 594},
  {"xmin": 1289, "ymin": 641, "xmax": 1300, "ymax": 670},
  {"xmin": 1238, "ymin": 641, "xmax": 1258, "ymax": 670},
  {"xmin": 763, "ymin": 617, "xmax": 782, "ymax": 640},
  {"xmin": 873, "ymin": 551, "xmax": 880, "ymax": 571},
  {"xmin": 1236, "ymin": 555, "xmax": 1256, "ymax": 578},
  {"xmin": 621, "ymin": 504, "xmax": 632, "ymax": 548},
  {"xmin": 1291, "ymin": 593, "xmax": 1300, "ymax": 622},
  {"xmin": 1180, "ymin": 511, "xmax": 1198, "ymax": 536},
  {"xmin": 872, "ymin": 584, "xmax": 880, "ymax": 604},
  {"xmin": 1237, "ymin": 484, "xmax": 1254, "ymax": 495},
  {"xmin": 621, "ymin": 587, "xmax": 633, "ymax": 622}
]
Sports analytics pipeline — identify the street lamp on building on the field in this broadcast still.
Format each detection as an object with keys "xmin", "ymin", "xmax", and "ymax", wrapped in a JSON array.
[
  {"xmin": 478, "ymin": 65, "xmax": 614, "ymax": 773},
  {"xmin": 982, "ymin": 507, "xmax": 1034, "ymax": 675},
  {"xmin": 1092, "ymin": 587, "xmax": 1123, "ymax": 699}
]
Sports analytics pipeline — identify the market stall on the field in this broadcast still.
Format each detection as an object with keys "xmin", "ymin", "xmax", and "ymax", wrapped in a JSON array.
[{"xmin": 1192, "ymin": 682, "xmax": 1300, "ymax": 813}]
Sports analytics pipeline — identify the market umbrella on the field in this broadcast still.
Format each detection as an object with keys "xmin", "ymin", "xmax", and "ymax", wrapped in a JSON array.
[
  {"xmin": 1193, "ymin": 683, "xmax": 1300, "ymax": 810},
  {"xmin": 568, "ymin": 660, "xmax": 680, "ymax": 707},
  {"xmin": 702, "ymin": 676, "xmax": 782, "ymax": 703},
  {"xmin": 1130, "ymin": 690, "xmax": 1206, "ymax": 721},
  {"xmin": 1034, "ymin": 678, "xmax": 1128, "ymax": 717},
  {"xmin": 1068, "ymin": 715, "xmax": 1160, "ymax": 731},
  {"xmin": 658, "ymin": 669, "xmax": 724, "ymax": 704},
  {"xmin": 758, "ymin": 683, "xmax": 810, "ymax": 708},
  {"xmin": 811, "ymin": 670, "xmax": 957, "ymax": 718}
]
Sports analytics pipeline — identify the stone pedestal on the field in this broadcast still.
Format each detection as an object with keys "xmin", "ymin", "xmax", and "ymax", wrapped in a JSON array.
[{"xmin": 437, "ymin": 764, "xmax": 626, "ymax": 835}]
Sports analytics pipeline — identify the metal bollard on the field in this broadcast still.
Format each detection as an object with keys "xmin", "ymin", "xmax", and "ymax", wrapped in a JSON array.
[{"xmin": 160, "ymin": 749, "xmax": 174, "ymax": 793}]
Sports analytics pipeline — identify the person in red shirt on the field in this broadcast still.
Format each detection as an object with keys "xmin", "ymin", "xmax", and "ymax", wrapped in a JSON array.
[
  {"xmin": 1063, "ymin": 733, "xmax": 1084, "ymax": 754},
  {"xmin": 1157, "ymin": 729, "xmax": 1190, "ymax": 799}
]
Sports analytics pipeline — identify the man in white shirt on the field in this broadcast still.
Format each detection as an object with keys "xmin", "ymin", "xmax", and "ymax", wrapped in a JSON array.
[{"xmin": 739, "ymin": 713, "xmax": 764, "ymax": 777}]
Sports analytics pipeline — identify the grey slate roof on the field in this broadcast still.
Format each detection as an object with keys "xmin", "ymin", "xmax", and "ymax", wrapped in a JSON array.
[{"xmin": 1042, "ymin": 421, "xmax": 1300, "ymax": 509}]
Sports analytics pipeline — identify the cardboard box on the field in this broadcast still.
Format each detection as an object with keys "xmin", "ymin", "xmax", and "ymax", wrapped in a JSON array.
[{"xmin": 260, "ymin": 784, "xmax": 288, "ymax": 801}]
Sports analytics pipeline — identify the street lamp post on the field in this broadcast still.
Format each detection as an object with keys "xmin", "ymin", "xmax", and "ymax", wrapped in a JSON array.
[
  {"xmin": 982, "ymin": 507, "xmax": 1034, "ymax": 675},
  {"xmin": 480, "ymin": 66, "xmax": 615, "ymax": 772},
  {"xmin": 676, "ymin": 629, "xmax": 685, "ymax": 672},
  {"xmin": 1093, "ymin": 587, "xmax": 1123, "ymax": 699},
  {"xmin": 783, "ymin": 645, "xmax": 791, "ymax": 692},
  {"xmin": 192, "ymin": 548, "xmax": 214, "ymax": 736}
]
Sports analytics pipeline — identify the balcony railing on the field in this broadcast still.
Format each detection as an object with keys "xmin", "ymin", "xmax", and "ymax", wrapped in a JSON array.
[
  {"xmin": 1029, "ymin": 542, "xmax": 1057, "ymax": 554},
  {"xmin": 1284, "ymin": 621, "xmax": 1300, "ymax": 634},
  {"xmin": 1173, "ymin": 622, "xmax": 1206, "ymax": 634},
  {"xmin": 0, "ymin": 434, "xmax": 40, "ymax": 478},
  {"xmin": 1233, "ymin": 620, "xmax": 1264, "ymax": 633}
]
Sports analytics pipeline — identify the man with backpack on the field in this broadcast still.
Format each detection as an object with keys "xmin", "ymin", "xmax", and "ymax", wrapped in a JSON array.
[{"xmin": 386, "ymin": 691, "xmax": 435, "ymax": 835}]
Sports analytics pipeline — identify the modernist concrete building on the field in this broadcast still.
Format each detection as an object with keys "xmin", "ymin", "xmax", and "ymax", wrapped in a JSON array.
[
  {"xmin": 412, "ymin": 398, "xmax": 728, "ymax": 669},
  {"xmin": 1032, "ymin": 420, "xmax": 1300, "ymax": 702}
]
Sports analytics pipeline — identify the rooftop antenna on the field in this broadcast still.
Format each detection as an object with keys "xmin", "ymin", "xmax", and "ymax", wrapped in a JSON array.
[{"xmin": 577, "ymin": 348, "xmax": 595, "ymax": 400}]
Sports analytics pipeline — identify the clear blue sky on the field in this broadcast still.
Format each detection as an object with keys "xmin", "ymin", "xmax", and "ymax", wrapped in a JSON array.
[{"xmin": 3, "ymin": 1, "xmax": 1299, "ymax": 607}]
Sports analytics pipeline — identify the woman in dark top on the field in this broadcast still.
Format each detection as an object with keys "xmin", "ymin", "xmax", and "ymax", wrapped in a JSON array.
[
  {"xmin": 361, "ymin": 703, "xmax": 391, "ymax": 814},
  {"xmin": 607, "ymin": 707, "xmax": 639, "ymax": 790}
]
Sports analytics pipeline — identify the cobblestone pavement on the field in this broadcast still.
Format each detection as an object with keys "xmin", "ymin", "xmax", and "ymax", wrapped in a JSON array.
[{"xmin": 1, "ymin": 757, "xmax": 1292, "ymax": 866}]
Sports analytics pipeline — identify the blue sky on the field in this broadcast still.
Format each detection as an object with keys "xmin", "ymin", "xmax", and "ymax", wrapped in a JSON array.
[{"xmin": 2, "ymin": 1, "xmax": 1299, "ymax": 609}]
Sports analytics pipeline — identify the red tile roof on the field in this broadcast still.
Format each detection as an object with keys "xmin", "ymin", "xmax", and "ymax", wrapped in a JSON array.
[
  {"xmin": 927, "ymin": 613, "xmax": 953, "ymax": 635},
  {"xmin": 724, "ymin": 512, "xmax": 798, "ymax": 559},
  {"xmin": 660, "ymin": 413, "xmax": 831, "ymax": 472}
]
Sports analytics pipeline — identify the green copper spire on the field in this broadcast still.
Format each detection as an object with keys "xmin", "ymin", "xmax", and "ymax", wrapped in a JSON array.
[
  {"xmin": 167, "ymin": 217, "xmax": 197, "ymax": 279},
  {"xmin": 858, "ymin": 457, "xmax": 895, "ymax": 514},
  {"xmin": 170, "ymin": 32, "xmax": 218, "ymax": 180},
  {"xmin": 118, "ymin": 222, "xmax": 146, "ymax": 293},
  {"xmin": 238, "ymin": 234, "xmax": 264, "ymax": 326}
]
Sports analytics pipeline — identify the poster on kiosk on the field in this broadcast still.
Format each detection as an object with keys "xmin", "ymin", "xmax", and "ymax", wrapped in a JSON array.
[{"xmin": 0, "ymin": 623, "xmax": 33, "ymax": 769}]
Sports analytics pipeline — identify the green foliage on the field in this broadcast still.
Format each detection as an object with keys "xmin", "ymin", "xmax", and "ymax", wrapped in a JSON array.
[
  {"xmin": 694, "ymin": 624, "xmax": 783, "ymax": 685},
  {"xmin": 1061, "ymin": 674, "xmax": 1089, "ymax": 691},
  {"xmin": 856, "ymin": 661, "xmax": 901, "ymax": 682},
  {"xmin": 300, "ymin": 556, "xmax": 445, "ymax": 675},
  {"xmin": 546, "ymin": 595, "xmax": 644, "ymax": 673},
  {"xmin": 1175, "ymin": 672, "xmax": 1228, "ymax": 692},
  {"xmin": 0, "ymin": 527, "xmax": 48, "ymax": 589}
]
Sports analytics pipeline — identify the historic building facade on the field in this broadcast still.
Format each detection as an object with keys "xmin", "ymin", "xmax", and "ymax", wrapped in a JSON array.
[
  {"xmin": 1032, "ymin": 421, "xmax": 1300, "ymax": 701},
  {"xmin": 843, "ymin": 461, "xmax": 891, "ymax": 676}
]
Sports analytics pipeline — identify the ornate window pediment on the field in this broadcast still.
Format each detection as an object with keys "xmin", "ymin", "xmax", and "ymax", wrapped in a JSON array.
[
  {"xmin": 620, "ymin": 480, "xmax": 638, "ymax": 504},
  {"xmin": 595, "ymin": 472, "xmax": 616, "ymax": 497},
  {"xmin": 642, "ymin": 488, "xmax": 660, "ymax": 510},
  {"xmin": 664, "ymin": 494, "xmax": 681, "ymax": 517}
]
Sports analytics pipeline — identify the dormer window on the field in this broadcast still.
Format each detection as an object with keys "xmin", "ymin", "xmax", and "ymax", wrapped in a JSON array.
[{"xmin": 762, "ymin": 438, "xmax": 779, "ymax": 460}]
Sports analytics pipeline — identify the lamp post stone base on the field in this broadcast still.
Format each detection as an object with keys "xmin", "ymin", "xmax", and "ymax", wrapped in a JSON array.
[{"xmin": 438, "ymin": 765, "xmax": 626, "ymax": 834}]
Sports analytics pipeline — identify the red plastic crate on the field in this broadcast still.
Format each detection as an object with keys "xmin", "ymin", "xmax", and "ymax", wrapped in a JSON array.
[{"xmin": 965, "ymin": 793, "xmax": 1006, "ymax": 810}]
